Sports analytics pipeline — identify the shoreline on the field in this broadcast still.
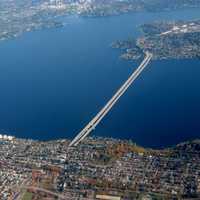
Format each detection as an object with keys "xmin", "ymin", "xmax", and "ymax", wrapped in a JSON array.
[{"xmin": 1, "ymin": 134, "xmax": 199, "ymax": 151}]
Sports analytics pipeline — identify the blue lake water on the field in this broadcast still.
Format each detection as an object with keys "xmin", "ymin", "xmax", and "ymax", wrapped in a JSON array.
[{"xmin": 0, "ymin": 8, "xmax": 200, "ymax": 148}]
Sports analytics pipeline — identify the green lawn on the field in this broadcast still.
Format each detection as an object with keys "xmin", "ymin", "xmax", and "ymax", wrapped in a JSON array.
[{"xmin": 21, "ymin": 191, "xmax": 33, "ymax": 200}]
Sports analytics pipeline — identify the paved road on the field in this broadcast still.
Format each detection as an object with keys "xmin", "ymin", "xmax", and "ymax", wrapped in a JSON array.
[
  {"xmin": 22, "ymin": 186, "xmax": 93, "ymax": 200},
  {"xmin": 22, "ymin": 186, "xmax": 67, "ymax": 199},
  {"xmin": 69, "ymin": 52, "xmax": 153, "ymax": 147}
]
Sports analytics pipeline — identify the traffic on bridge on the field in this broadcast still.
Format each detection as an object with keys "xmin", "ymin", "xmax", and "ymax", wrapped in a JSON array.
[{"xmin": 69, "ymin": 52, "xmax": 153, "ymax": 147}]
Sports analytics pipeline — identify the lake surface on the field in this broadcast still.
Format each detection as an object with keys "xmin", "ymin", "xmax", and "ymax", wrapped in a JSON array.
[{"xmin": 0, "ymin": 8, "xmax": 200, "ymax": 148}]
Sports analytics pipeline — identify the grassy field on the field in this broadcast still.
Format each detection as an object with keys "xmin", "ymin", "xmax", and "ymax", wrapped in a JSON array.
[{"xmin": 21, "ymin": 191, "xmax": 33, "ymax": 200}]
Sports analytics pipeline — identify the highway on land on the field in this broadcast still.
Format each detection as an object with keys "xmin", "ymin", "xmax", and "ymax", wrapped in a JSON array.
[
  {"xmin": 20, "ymin": 186, "xmax": 94, "ymax": 200},
  {"xmin": 69, "ymin": 52, "xmax": 153, "ymax": 147}
]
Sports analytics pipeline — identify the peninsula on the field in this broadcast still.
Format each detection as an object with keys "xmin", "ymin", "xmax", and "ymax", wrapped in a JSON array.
[{"xmin": 112, "ymin": 19, "xmax": 200, "ymax": 60}]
